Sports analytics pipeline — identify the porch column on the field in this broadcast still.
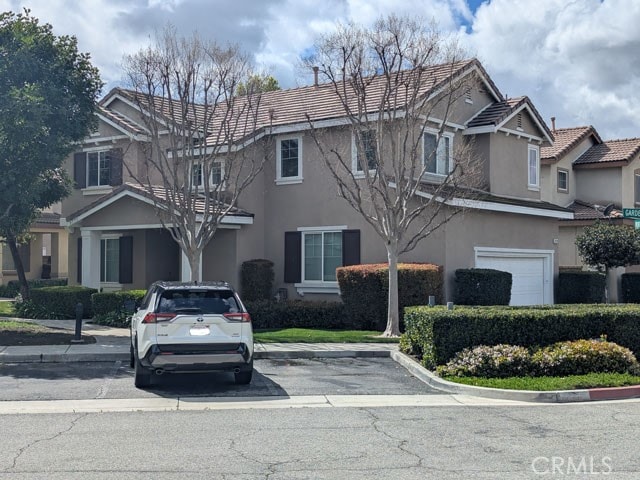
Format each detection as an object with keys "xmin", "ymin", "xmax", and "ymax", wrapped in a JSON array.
[
  {"xmin": 181, "ymin": 250, "xmax": 202, "ymax": 281},
  {"xmin": 81, "ymin": 229, "xmax": 101, "ymax": 289}
]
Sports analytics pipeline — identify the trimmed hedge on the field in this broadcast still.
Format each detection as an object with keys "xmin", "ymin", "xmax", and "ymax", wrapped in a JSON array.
[
  {"xmin": 453, "ymin": 269, "xmax": 511, "ymax": 306},
  {"xmin": 337, "ymin": 263, "xmax": 443, "ymax": 331},
  {"xmin": 240, "ymin": 259, "xmax": 274, "ymax": 301},
  {"xmin": 621, "ymin": 273, "xmax": 640, "ymax": 303},
  {"xmin": 401, "ymin": 304, "xmax": 640, "ymax": 369},
  {"xmin": 91, "ymin": 290, "xmax": 147, "ymax": 327},
  {"xmin": 16, "ymin": 286, "xmax": 97, "ymax": 319},
  {"xmin": 0, "ymin": 278, "xmax": 68, "ymax": 298},
  {"xmin": 557, "ymin": 271, "xmax": 605, "ymax": 304},
  {"xmin": 245, "ymin": 300, "xmax": 348, "ymax": 330}
]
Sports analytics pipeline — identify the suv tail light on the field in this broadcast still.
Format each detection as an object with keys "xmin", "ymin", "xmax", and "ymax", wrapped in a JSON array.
[
  {"xmin": 142, "ymin": 312, "xmax": 176, "ymax": 323},
  {"xmin": 223, "ymin": 312, "xmax": 251, "ymax": 323}
]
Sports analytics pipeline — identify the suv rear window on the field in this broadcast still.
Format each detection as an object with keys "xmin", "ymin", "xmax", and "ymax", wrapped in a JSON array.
[{"xmin": 157, "ymin": 289, "xmax": 240, "ymax": 315}]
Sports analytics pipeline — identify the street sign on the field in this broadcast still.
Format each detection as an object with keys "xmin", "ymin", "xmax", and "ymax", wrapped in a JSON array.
[
  {"xmin": 623, "ymin": 208, "xmax": 640, "ymax": 218},
  {"xmin": 636, "ymin": 220, "xmax": 640, "ymax": 230}
]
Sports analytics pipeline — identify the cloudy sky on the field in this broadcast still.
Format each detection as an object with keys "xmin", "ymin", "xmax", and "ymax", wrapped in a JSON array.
[{"xmin": 2, "ymin": 0, "xmax": 639, "ymax": 140}]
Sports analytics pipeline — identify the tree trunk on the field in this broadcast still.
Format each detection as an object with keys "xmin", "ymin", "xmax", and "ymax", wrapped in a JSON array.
[
  {"xmin": 7, "ymin": 235, "xmax": 30, "ymax": 300},
  {"xmin": 383, "ymin": 244, "xmax": 401, "ymax": 337},
  {"xmin": 187, "ymin": 249, "xmax": 203, "ymax": 282}
]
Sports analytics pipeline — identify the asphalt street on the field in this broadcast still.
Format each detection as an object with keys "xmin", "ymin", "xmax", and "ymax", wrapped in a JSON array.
[{"xmin": 0, "ymin": 357, "xmax": 441, "ymax": 401}]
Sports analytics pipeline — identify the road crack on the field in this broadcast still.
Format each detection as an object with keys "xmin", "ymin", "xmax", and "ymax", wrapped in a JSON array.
[{"xmin": 6, "ymin": 413, "xmax": 88, "ymax": 471}]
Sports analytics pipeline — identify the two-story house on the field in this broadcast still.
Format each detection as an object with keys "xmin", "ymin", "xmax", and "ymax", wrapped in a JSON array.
[
  {"xmin": 540, "ymin": 124, "xmax": 640, "ymax": 301},
  {"xmin": 60, "ymin": 58, "xmax": 572, "ymax": 305}
]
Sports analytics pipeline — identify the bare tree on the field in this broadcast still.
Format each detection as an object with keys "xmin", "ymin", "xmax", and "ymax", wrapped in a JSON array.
[
  {"xmin": 123, "ymin": 26, "xmax": 272, "ymax": 280},
  {"xmin": 303, "ymin": 16, "xmax": 483, "ymax": 336}
]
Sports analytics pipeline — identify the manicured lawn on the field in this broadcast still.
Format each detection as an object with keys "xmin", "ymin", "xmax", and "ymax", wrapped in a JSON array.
[
  {"xmin": 443, "ymin": 373, "xmax": 640, "ymax": 391},
  {"xmin": 0, "ymin": 301, "xmax": 15, "ymax": 316},
  {"xmin": 0, "ymin": 319, "xmax": 96, "ymax": 345},
  {"xmin": 254, "ymin": 328, "xmax": 398, "ymax": 343}
]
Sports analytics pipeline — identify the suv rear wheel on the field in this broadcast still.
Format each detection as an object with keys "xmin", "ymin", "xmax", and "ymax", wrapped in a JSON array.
[
  {"xmin": 134, "ymin": 349, "xmax": 153, "ymax": 388},
  {"xmin": 234, "ymin": 368, "xmax": 253, "ymax": 385}
]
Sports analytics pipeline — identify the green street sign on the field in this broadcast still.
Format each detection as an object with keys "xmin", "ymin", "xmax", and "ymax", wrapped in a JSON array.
[{"xmin": 623, "ymin": 208, "xmax": 640, "ymax": 218}]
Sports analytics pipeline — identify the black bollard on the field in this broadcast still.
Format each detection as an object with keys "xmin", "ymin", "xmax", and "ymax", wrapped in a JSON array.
[{"xmin": 71, "ymin": 302, "xmax": 84, "ymax": 344}]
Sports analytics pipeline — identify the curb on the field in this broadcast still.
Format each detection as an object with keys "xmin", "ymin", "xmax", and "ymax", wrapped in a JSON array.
[
  {"xmin": 390, "ymin": 351, "xmax": 640, "ymax": 403},
  {"xmin": 254, "ymin": 350, "xmax": 392, "ymax": 360}
]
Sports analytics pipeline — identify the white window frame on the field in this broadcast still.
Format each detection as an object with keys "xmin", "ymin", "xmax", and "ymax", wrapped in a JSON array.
[
  {"xmin": 527, "ymin": 144, "xmax": 540, "ymax": 191},
  {"xmin": 100, "ymin": 234, "xmax": 121, "ymax": 285},
  {"xmin": 351, "ymin": 130, "xmax": 377, "ymax": 177},
  {"xmin": 86, "ymin": 150, "xmax": 111, "ymax": 188},
  {"xmin": 190, "ymin": 160, "xmax": 225, "ymax": 190},
  {"xmin": 557, "ymin": 168, "xmax": 568, "ymax": 193},
  {"xmin": 276, "ymin": 135, "xmax": 303, "ymax": 185},
  {"xmin": 295, "ymin": 225, "xmax": 346, "ymax": 295},
  {"xmin": 635, "ymin": 173, "xmax": 640, "ymax": 206},
  {"xmin": 422, "ymin": 128, "xmax": 454, "ymax": 178}
]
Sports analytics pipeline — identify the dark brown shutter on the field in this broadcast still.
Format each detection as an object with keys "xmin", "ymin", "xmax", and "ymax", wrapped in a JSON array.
[
  {"xmin": 74, "ymin": 152, "xmax": 86, "ymax": 189},
  {"xmin": 284, "ymin": 231, "xmax": 301, "ymax": 283},
  {"xmin": 109, "ymin": 148, "xmax": 123, "ymax": 186},
  {"xmin": 19, "ymin": 243, "xmax": 30, "ymax": 273},
  {"xmin": 119, "ymin": 236, "xmax": 133, "ymax": 284},
  {"xmin": 77, "ymin": 237, "xmax": 82, "ymax": 284},
  {"xmin": 342, "ymin": 229, "xmax": 360, "ymax": 266}
]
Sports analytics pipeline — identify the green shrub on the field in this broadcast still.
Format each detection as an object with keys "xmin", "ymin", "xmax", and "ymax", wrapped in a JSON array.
[
  {"xmin": 557, "ymin": 271, "xmax": 605, "ymax": 303},
  {"xmin": 453, "ymin": 269, "xmax": 512, "ymax": 305},
  {"xmin": 91, "ymin": 290, "xmax": 147, "ymax": 328},
  {"xmin": 337, "ymin": 263, "xmax": 443, "ymax": 331},
  {"xmin": 621, "ymin": 273, "xmax": 640, "ymax": 303},
  {"xmin": 245, "ymin": 300, "xmax": 348, "ymax": 330},
  {"xmin": 532, "ymin": 339, "xmax": 638, "ymax": 376},
  {"xmin": 401, "ymin": 304, "xmax": 640, "ymax": 369},
  {"xmin": 436, "ymin": 344, "xmax": 532, "ymax": 378},
  {"xmin": 240, "ymin": 259, "xmax": 274, "ymax": 301},
  {"xmin": 16, "ymin": 286, "xmax": 97, "ymax": 319},
  {"xmin": 0, "ymin": 278, "xmax": 68, "ymax": 298}
]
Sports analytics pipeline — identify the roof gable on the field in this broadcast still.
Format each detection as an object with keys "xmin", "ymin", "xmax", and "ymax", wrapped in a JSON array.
[
  {"xmin": 540, "ymin": 126, "xmax": 602, "ymax": 163},
  {"xmin": 573, "ymin": 138, "xmax": 640, "ymax": 167}
]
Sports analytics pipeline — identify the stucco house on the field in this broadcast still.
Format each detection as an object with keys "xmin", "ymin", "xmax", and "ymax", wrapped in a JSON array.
[
  {"xmin": 540, "ymin": 124, "xmax": 640, "ymax": 301},
  {"xmin": 60, "ymin": 58, "xmax": 572, "ymax": 305}
]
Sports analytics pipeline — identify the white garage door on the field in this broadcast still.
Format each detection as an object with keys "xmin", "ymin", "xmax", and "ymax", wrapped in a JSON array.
[{"xmin": 475, "ymin": 248, "xmax": 553, "ymax": 306}]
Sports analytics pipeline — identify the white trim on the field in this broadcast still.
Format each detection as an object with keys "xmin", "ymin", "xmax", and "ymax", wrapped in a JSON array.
[
  {"xmin": 500, "ymin": 127, "xmax": 543, "ymax": 143},
  {"xmin": 494, "ymin": 103, "xmax": 553, "ymax": 144},
  {"xmin": 276, "ymin": 135, "xmax": 303, "ymax": 184},
  {"xmin": 82, "ymin": 186, "xmax": 113, "ymax": 196},
  {"xmin": 422, "ymin": 127, "xmax": 454, "ymax": 176},
  {"xmin": 299, "ymin": 228, "xmax": 344, "ymax": 286},
  {"xmin": 425, "ymin": 117, "xmax": 466, "ymax": 131},
  {"xmin": 81, "ymin": 135, "xmax": 131, "ymax": 146},
  {"xmin": 297, "ymin": 225, "xmax": 347, "ymax": 232},
  {"xmin": 294, "ymin": 283, "xmax": 341, "ymax": 296},
  {"xmin": 474, "ymin": 247, "xmax": 554, "ymax": 305},
  {"xmin": 528, "ymin": 144, "xmax": 540, "ymax": 189},
  {"xmin": 95, "ymin": 112, "xmax": 147, "ymax": 141},
  {"xmin": 351, "ymin": 130, "xmax": 377, "ymax": 176},
  {"xmin": 190, "ymin": 159, "xmax": 225, "ymax": 190},
  {"xmin": 463, "ymin": 101, "xmax": 496, "ymax": 127},
  {"xmin": 220, "ymin": 215, "xmax": 253, "ymax": 225}
]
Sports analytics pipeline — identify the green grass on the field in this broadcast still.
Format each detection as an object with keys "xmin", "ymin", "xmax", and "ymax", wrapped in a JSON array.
[
  {"xmin": 443, "ymin": 373, "xmax": 640, "ymax": 391},
  {"xmin": 253, "ymin": 328, "xmax": 398, "ymax": 343},
  {"xmin": 0, "ymin": 319, "xmax": 47, "ymax": 333},
  {"xmin": 0, "ymin": 301, "xmax": 15, "ymax": 316}
]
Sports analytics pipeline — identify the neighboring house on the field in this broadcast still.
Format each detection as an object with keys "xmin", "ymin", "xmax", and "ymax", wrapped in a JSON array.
[
  {"xmin": 540, "ymin": 125, "xmax": 640, "ymax": 301},
  {"xmin": 0, "ymin": 207, "xmax": 68, "ymax": 286},
  {"xmin": 60, "ymin": 59, "xmax": 572, "ymax": 305}
]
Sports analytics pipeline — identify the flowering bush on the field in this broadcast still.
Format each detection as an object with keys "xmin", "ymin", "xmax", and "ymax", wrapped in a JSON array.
[
  {"xmin": 532, "ymin": 339, "xmax": 638, "ymax": 376},
  {"xmin": 436, "ymin": 344, "xmax": 532, "ymax": 378}
]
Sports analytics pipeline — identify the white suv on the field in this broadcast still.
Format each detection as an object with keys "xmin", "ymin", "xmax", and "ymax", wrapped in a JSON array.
[{"xmin": 130, "ymin": 281, "xmax": 253, "ymax": 388}]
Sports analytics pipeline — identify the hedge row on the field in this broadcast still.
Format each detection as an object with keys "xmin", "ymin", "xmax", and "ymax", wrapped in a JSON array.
[
  {"xmin": 240, "ymin": 259, "xmax": 274, "ymax": 301},
  {"xmin": 453, "ymin": 269, "xmax": 511, "ymax": 305},
  {"xmin": 0, "ymin": 278, "xmax": 68, "ymax": 298},
  {"xmin": 557, "ymin": 271, "xmax": 605, "ymax": 304},
  {"xmin": 16, "ymin": 286, "xmax": 97, "ymax": 319},
  {"xmin": 91, "ymin": 290, "xmax": 147, "ymax": 327},
  {"xmin": 337, "ymin": 263, "xmax": 443, "ymax": 330},
  {"xmin": 400, "ymin": 304, "xmax": 640, "ymax": 369},
  {"xmin": 245, "ymin": 300, "xmax": 348, "ymax": 330}
]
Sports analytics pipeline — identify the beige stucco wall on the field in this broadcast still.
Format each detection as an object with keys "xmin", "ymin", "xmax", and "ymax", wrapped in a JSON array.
[
  {"xmin": 575, "ymin": 168, "xmax": 622, "ymax": 205},
  {"xmin": 488, "ymin": 132, "xmax": 541, "ymax": 199},
  {"xmin": 622, "ymin": 155, "xmax": 640, "ymax": 208}
]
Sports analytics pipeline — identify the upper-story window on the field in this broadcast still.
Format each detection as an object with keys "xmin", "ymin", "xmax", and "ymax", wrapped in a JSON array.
[
  {"xmin": 424, "ymin": 130, "xmax": 453, "ymax": 176},
  {"xmin": 73, "ymin": 148, "xmax": 122, "ymax": 191},
  {"xmin": 528, "ymin": 145, "xmax": 540, "ymax": 190},
  {"xmin": 276, "ymin": 136, "xmax": 303, "ymax": 185},
  {"xmin": 557, "ymin": 168, "xmax": 568, "ymax": 193},
  {"xmin": 88, "ymin": 151, "xmax": 111, "ymax": 187},
  {"xmin": 191, "ymin": 161, "xmax": 223, "ymax": 189},
  {"xmin": 352, "ymin": 130, "xmax": 377, "ymax": 175}
]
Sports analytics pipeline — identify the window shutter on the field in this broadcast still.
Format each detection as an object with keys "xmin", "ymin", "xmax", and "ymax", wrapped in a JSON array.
[
  {"xmin": 77, "ymin": 237, "xmax": 82, "ymax": 284},
  {"xmin": 342, "ymin": 230, "xmax": 361, "ymax": 266},
  {"xmin": 109, "ymin": 148, "xmax": 123, "ymax": 186},
  {"xmin": 74, "ymin": 153, "xmax": 86, "ymax": 189},
  {"xmin": 284, "ymin": 231, "xmax": 301, "ymax": 283},
  {"xmin": 119, "ymin": 236, "xmax": 133, "ymax": 284}
]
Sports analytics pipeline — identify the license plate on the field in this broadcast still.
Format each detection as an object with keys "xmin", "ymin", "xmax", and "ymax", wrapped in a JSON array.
[{"xmin": 190, "ymin": 326, "xmax": 210, "ymax": 336}]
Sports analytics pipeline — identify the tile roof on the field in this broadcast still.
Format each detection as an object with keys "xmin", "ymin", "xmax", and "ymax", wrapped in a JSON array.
[
  {"xmin": 573, "ymin": 138, "xmax": 640, "ymax": 166},
  {"xmin": 466, "ymin": 96, "xmax": 553, "ymax": 141},
  {"xmin": 564, "ymin": 200, "xmax": 623, "ymax": 221},
  {"xmin": 33, "ymin": 212, "xmax": 61, "ymax": 227},
  {"xmin": 106, "ymin": 58, "xmax": 496, "ymax": 147},
  {"xmin": 540, "ymin": 126, "xmax": 602, "ymax": 162},
  {"xmin": 97, "ymin": 106, "xmax": 148, "ymax": 137},
  {"xmin": 65, "ymin": 183, "xmax": 253, "ymax": 224}
]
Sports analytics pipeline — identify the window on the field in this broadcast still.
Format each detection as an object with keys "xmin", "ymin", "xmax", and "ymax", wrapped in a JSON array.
[
  {"xmin": 353, "ymin": 130, "xmax": 377, "ymax": 174},
  {"xmin": 557, "ymin": 169, "xmax": 568, "ymax": 193},
  {"xmin": 635, "ymin": 173, "xmax": 640, "ymax": 206},
  {"xmin": 191, "ymin": 162, "xmax": 223, "ymax": 188},
  {"xmin": 424, "ymin": 131, "xmax": 452, "ymax": 176},
  {"xmin": 88, "ymin": 151, "xmax": 111, "ymax": 187},
  {"xmin": 528, "ymin": 145, "xmax": 540, "ymax": 189},
  {"xmin": 276, "ymin": 136, "xmax": 302, "ymax": 184},
  {"xmin": 303, "ymin": 231, "xmax": 342, "ymax": 282},
  {"xmin": 100, "ymin": 238, "xmax": 120, "ymax": 283}
]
